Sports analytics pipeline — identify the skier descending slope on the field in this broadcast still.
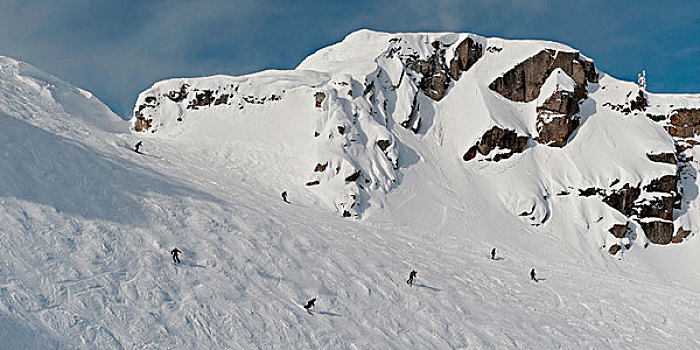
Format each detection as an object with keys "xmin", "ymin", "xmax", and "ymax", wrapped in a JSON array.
[
  {"xmin": 133, "ymin": 140, "xmax": 143, "ymax": 153},
  {"xmin": 303, "ymin": 298, "xmax": 316, "ymax": 314},
  {"xmin": 530, "ymin": 268, "xmax": 538, "ymax": 282},
  {"xmin": 281, "ymin": 191, "xmax": 289, "ymax": 203},
  {"xmin": 171, "ymin": 247, "xmax": 182, "ymax": 264},
  {"xmin": 406, "ymin": 270, "xmax": 417, "ymax": 287}
]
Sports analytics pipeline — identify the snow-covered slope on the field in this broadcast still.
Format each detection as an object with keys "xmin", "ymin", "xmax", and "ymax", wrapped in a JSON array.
[{"xmin": 2, "ymin": 28, "xmax": 700, "ymax": 349}]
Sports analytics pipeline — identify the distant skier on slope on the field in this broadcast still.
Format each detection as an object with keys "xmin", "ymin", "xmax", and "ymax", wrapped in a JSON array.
[
  {"xmin": 134, "ymin": 140, "xmax": 143, "ymax": 153},
  {"xmin": 491, "ymin": 248, "xmax": 497, "ymax": 260},
  {"xmin": 303, "ymin": 298, "xmax": 316, "ymax": 314},
  {"xmin": 281, "ymin": 191, "xmax": 289, "ymax": 203},
  {"xmin": 530, "ymin": 268, "xmax": 537, "ymax": 282},
  {"xmin": 406, "ymin": 270, "xmax": 417, "ymax": 287},
  {"xmin": 171, "ymin": 247, "xmax": 182, "ymax": 264}
]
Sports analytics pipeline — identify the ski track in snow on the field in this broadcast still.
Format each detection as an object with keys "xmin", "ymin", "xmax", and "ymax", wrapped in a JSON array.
[{"xmin": 1, "ymin": 38, "xmax": 700, "ymax": 348}]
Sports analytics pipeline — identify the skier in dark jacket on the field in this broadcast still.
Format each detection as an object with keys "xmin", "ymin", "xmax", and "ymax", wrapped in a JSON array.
[
  {"xmin": 134, "ymin": 141, "xmax": 143, "ymax": 153},
  {"xmin": 406, "ymin": 270, "xmax": 417, "ymax": 287},
  {"xmin": 303, "ymin": 298, "xmax": 316, "ymax": 314},
  {"xmin": 491, "ymin": 248, "xmax": 496, "ymax": 260},
  {"xmin": 281, "ymin": 191, "xmax": 289, "ymax": 203},
  {"xmin": 171, "ymin": 247, "xmax": 181, "ymax": 264},
  {"xmin": 530, "ymin": 268, "xmax": 537, "ymax": 282}
]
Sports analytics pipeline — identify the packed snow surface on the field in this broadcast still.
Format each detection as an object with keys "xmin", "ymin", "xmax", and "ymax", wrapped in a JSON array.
[{"xmin": 2, "ymin": 29, "xmax": 700, "ymax": 349}]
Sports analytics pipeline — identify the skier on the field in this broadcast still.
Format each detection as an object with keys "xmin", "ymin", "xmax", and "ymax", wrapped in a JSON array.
[
  {"xmin": 281, "ymin": 191, "xmax": 289, "ymax": 203},
  {"xmin": 530, "ymin": 268, "xmax": 537, "ymax": 282},
  {"xmin": 171, "ymin": 247, "xmax": 182, "ymax": 264},
  {"xmin": 406, "ymin": 270, "xmax": 417, "ymax": 287},
  {"xmin": 491, "ymin": 248, "xmax": 496, "ymax": 260},
  {"xmin": 134, "ymin": 140, "xmax": 143, "ymax": 153},
  {"xmin": 303, "ymin": 297, "xmax": 316, "ymax": 314}
]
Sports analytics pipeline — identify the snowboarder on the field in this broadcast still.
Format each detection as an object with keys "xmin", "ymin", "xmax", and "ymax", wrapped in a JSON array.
[
  {"xmin": 406, "ymin": 270, "xmax": 417, "ymax": 287},
  {"xmin": 530, "ymin": 268, "xmax": 537, "ymax": 282},
  {"xmin": 303, "ymin": 298, "xmax": 316, "ymax": 314},
  {"xmin": 281, "ymin": 191, "xmax": 289, "ymax": 203},
  {"xmin": 171, "ymin": 247, "xmax": 181, "ymax": 264},
  {"xmin": 491, "ymin": 248, "xmax": 496, "ymax": 260},
  {"xmin": 134, "ymin": 140, "xmax": 143, "ymax": 153}
]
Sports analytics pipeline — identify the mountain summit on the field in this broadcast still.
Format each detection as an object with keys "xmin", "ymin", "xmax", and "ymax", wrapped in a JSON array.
[{"xmin": 131, "ymin": 29, "xmax": 700, "ymax": 252}]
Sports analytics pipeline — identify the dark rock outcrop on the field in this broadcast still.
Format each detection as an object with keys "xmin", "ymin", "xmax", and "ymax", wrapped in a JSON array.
[
  {"xmin": 668, "ymin": 108, "xmax": 700, "ymax": 138},
  {"xmin": 609, "ymin": 223, "xmax": 629, "ymax": 239},
  {"xmin": 187, "ymin": 90, "xmax": 214, "ymax": 109},
  {"xmin": 489, "ymin": 49, "xmax": 596, "ymax": 103},
  {"xmin": 602, "ymin": 184, "xmax": 640, "ymax": 217},
  {"xmin": 578, "ymin": 187, "xmax": 602, "ymax": 197},
  {"xmin": 463, "ymin": 126, "xmax": 528, "ymax": 162},
  {"xmin": 403, "ymin": 37, "xmax": 482, "ymax": 101},
  {"xmin": 636, "ymin": 196, "xmax": 676, "ymax": 221},
  {"xmin": 314, "ymin": 163, "xmax": 327, "ymax": 172},
  {"xmin": 534, "ymin": 84, "xmax": 581, "ymax": 147},
  {"xmin": 630, "ymin": 90, "xmax": 648, "ymax": 111},
  {"xmin": 640, "ymin": 220, "xmax": 673, "ymax": 245},
  {"xmin": 345, "ymin": 170, "xmax": 361, "ymax": 182},
  {"xmin": 463, "ymin": 145, "xmax": 478, "ymax": 161},
  {"xmin": 214, "ymin": 94, "xmax": 230, "ymax": 105},
  {"xmin": 535, "ymin": 114, "xmax": 580, "ymax": 147},
  {"xmin": 314, "ymin": 92, "xmax": 326, "ymax": 108},
  {"xmin": 647, "ymin": 152, "xmax": 676, "ymax": 165},
  {"xmin": 167, "ymin": 84, "xmax": 189, "ymax": 102},
  {"xmin": 377, "ymin": 140, "xmax": 391, "ymax": 152},
  {"xmin": 404, "ymin": 50, "xmax": 450, "ymax": 101},
  {"xmin": 644, "ymin": 175, "xmax": 678, "ymax": 194},
  {"xmin": 448, "ymin": 37, "xmax": 483, "ymax": 80},
  {"xmin": 133, "ymin": 110, "xmax": 152, "ymax": 132},
  {"xmin": 306, "ymin": 180, "xmax": 320, "ymax": 186},
  {"xmin": 608, "ymin": 244, "xmax": 621, "ymax": 255},
  {"xmin": 672, "ymin": 226, "xmax": 692, "ymax": 243}
]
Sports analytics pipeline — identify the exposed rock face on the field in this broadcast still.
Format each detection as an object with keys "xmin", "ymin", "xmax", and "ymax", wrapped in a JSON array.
[
  {"xmin": 448, "ymin": 37, "xmax": 483, "ymax": 80},
  {"xmin": 133, "ymin": 109, "xmax": 152, "ymax": 132},
  {"xmin": 377, "ymin": 140, "xmax": 391, "ymax": 152},
  {"xmin": 644, "ymin": 175, "xmax": 678, "ymax": 194},
  {"xmin": 602, "ymin": 184, "xmax": 640, "ymax": 217},
  {"xmin": 647, "ymin": 152, "xmax": 676, "ymax": 165},
  {"xmin": 609, "ymin": 223, "xmax": 629, "ymax": 238},
  {"xmin": 668, "ymin": 108, "xmax": 700, "ymax": 138},
  {"xmin": 535, "ymin": 114, "xmax": 580, "ymax": 147},
  {"xmin": 640, "ymin": 220, "xmax": 674, "ymax": 245},
  {"xmin": 404, "ymin": 37, "xmax": 483, "ymax": 101},
  {"xmin": 314, "ymin": 163, "xmax": 327, "ymax": 172},
  {"xmin": 167, "ymin": 84, "xmax": 189, "ymax": 102},
  {"xmin": 314, "ymin": 92, "xmax": 326, "ymax": 108},
  {"xmin": 636, "ymin": 196, "xmax": 676, "ymax": 220},
  {"xmin": 187, "ymin": 90, "xmax": 214, "ymax": 109},
  {"xmin": 488, "ymin": 49, "xmax": 596, "ymax": 103},
  {"xmin": 345, "ymin": 170, "xmax": 361, "ymax": 182},
  {"xmin": 463, "ymin": 126, "xmax": 528, "ymax": 162},
  {"xmin": 608, "ymin": 244, "xmax": 621, "ymax": 255},
  {"xmin": 404, "ymin": 47, "xmax": 451, "ymax": 101},
  {"xmin": 630, "ymin": 90, "xmax": 648, "ymax": 111},
  {"xmin": 672, "ymin": 226, "xmax": 692, "ymax": 243},
  {"xmin": 305, "ymin": 180, "xmax": 320, "ymax": 186}
]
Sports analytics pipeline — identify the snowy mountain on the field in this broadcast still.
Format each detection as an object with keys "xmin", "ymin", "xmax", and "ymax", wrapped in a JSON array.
[
  {"xmin": 132, "ymin": 29, "xmax": 700, "ymax": 252},
  {"xmin": 2, "ymin": 29, "xmax": 700, "ymax": 349}
]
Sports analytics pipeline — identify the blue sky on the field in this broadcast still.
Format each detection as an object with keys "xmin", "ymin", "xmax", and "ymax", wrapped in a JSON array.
[{"xmin": 1, "ymin": 0, "xmax": 697, "ymax": 118}]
